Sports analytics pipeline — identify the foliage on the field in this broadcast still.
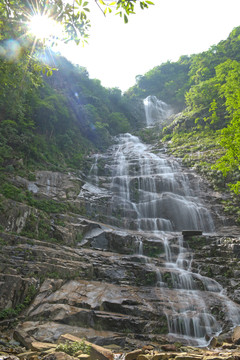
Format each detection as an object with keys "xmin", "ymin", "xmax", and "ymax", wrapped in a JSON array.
[
  {"xmin": 108, "ymin": 112, "xmax": 130, "ymax": 135},
  {"xmin": 212, "ymin": 60, "xmax": 240, "ymax": 193},
  {"xmin": 0, "ymin": 51, "xmax": 142, "ymax": 172},
  {"xmin": 127, "ymin": 57, "xmax": 191, "ymax": 111},
  {"xmin": 165, "ymin": 127, "xmax": 240, "ymax": 220},
  {"xmin": 0, "ymin": 0, "xmax": 154, "ymax": 49},
  {"xmin": 135, "ymin": 26, "xmax": 240, "ymax": 195},
  {"xmin": 27, "ymin": 197, "xmax": 68, "ymax": 214},
  {"xmin": 0, "ymin": 183, "xmax": 25, "ymax": 202},
  {"xmin": 56, "ymin": 341, "xmax": 91, "ymax": 356}
]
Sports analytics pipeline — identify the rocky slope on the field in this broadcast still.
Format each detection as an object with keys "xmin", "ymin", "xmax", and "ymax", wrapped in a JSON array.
[{"xmin": 1, "ymin": 137, "xmax": 240, "ymax": 351}]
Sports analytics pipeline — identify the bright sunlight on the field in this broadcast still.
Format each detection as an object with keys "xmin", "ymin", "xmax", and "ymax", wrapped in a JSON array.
[{"xmin": 28, "ymin": 14, "xmax": 62, "ymax": 40}]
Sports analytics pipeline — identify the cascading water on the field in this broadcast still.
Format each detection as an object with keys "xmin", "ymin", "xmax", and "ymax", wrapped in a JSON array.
[
  {"xmin": 109, "ymin": 133, "xmax": 214, "ymax": 233},
  {"xmin": 81, "ymin": 101, "xmax": 240, "ymax": 346},
  {"xmin": 144, "ymin": 95, "xmax": 173, "ymax": 127}
]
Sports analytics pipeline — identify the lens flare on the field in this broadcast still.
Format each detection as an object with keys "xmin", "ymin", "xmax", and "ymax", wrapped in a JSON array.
[
  {"xmin": 0, "ymin": 39, "xmax": 22, "ymax": 61},
  {"xmin": 28, "ymin": 14, "xmax": 62, "ymax": 40}
]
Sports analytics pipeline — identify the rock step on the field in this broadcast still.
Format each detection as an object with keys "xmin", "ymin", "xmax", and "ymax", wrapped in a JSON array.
[{"xmin": 1, "ymin": 245, "xmax": 211, "ymax": 291}]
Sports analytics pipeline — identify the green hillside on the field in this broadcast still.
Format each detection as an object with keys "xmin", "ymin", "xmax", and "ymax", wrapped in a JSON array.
[
  {"xmin": 129, "ymin": 26, "xmax": 240, "ymax": 222},
  {"xmin": 0, "ymin": 52, "xmax": 144, "ymax": 175}
]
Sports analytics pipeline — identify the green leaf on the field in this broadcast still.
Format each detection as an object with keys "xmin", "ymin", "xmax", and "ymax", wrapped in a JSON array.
[{"xmin": 124, "ymin": 14, "xmax": 128, "ymax": 23}]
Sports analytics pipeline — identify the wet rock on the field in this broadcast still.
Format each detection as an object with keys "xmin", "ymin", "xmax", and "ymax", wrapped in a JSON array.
[{"xmin": 209, "ymin": 338, "xmax": 220, "ymax": 348}]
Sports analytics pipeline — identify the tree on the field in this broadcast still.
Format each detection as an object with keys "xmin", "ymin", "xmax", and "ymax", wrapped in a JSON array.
[
  {"xmin": 127, "ymin": 59, "xmax": 190, "ymax": 111},
  {"xmin": 108, "ymin": 112, "xmax": 130, "ymax": 135},
  {"xmin": 213, "ymin": 60, "xmax": 240, "ymax": 193},
  {"xmin": 0, "ymin": 1, "xmax": 155, "ymax": 46}
]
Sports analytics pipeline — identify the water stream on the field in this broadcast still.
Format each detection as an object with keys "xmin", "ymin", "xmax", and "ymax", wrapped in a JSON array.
[
  {"xmin": 82, "ymin": 98, "xmax": 240, "ymax": 346},
  {"xmin": 144, "ymin": 95, "xmax": 173, "ymax": 127}
]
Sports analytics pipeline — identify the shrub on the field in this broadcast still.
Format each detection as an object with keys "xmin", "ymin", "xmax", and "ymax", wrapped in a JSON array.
[{"xmin": 56, "ymin": 341, "xmax": 91, "ymax": 355}]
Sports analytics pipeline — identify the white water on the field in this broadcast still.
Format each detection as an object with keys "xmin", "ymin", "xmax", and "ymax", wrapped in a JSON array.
[
  {"xmin": 144, "ymin": 95, "xmax": 173, "ymax": 127},
  {"xmin": 109, "ymin": 133, "xmax": 214, "ymax": 233},
  {"xmin": 85, "ymin": 128, "xmax": 240, "ymax": 345}
]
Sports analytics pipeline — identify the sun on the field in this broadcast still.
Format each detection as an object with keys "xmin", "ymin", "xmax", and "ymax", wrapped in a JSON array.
[{"xmin": 28, "ymin": 14, "xmax": 63, "ymax": 41}]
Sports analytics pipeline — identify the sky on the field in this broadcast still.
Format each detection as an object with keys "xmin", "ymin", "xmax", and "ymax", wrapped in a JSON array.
[{"xmin": 59, "ymin": 0, "xmax": 240, "ymax": 92}]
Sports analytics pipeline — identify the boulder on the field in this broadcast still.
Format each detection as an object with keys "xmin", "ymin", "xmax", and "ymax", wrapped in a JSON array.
[
  {"xmin": 125, "ymin": 349, "xmax": 143, "ymax": 360},
  {"xmin": 13, "ymin": 329, "xmax": 35, "ymax": 350},
  {"xmin": 30, "ymin": 342, "xmax": 57, "ymax": 351},
  {"xmin": 161, "ymin": 345, "xmax": 177, "ymax": 352},
  {"xmin": 58, "ymin": 334, "xmax": 113, "ymax": 360},
  {"xmin": 43, "ymin": 352, "xmax": 75, "ymax": 360},
  {"xmin": 77, "ymin": 355, "xmax": 90, "ymax": 360}
]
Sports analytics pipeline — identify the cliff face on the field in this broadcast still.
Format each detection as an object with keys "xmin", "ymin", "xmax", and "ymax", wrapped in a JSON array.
[{"xmin": 1, "ymin": 135, "xmax": 240, "ymax": 349}]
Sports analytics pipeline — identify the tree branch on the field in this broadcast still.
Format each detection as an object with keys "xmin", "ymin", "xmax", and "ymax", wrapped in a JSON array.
[{"xmin": 94, "ymin": 0, "xmax": 106, "ymax": 17}]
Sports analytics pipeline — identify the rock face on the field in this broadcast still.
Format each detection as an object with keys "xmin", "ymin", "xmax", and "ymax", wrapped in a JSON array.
[{"xmin": 1, "ymin": 134, "xmax": 240, "ymax": 349}]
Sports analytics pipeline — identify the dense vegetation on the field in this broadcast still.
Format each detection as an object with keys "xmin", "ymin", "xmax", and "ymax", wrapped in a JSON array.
[
  {"xmin": 129, "ymin": 26, "xmax": 240, "ymax": 199},
  {"xmin": 0, "ymin": 0, "xmax": 154, "ymax": 172},
  {"xmin": 0, "ymin": 52, "xmax": 144, "ymax": 174}
]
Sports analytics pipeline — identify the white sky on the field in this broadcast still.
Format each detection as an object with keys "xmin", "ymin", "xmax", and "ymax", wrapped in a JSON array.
[{"xmin": 59, "ymin": 0, "xmax": 240, "ymax": 91}]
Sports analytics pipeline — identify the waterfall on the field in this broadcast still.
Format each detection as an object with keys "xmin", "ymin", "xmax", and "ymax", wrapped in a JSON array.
[
  {"xmin": 82, "ymin": 129, "xmax": 240, "ymax": 346},
  {"xmin": 109, "ymin": 133, "xmax": 214, "ymax": 233},
  {"xmin": 144, "ymin": 95, "xmax": 173, "ymax": 127}
]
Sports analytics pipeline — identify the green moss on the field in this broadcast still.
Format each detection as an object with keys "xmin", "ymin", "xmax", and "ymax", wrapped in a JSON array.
[
  {"xmin": 144, "ymin": 244, "xmax": 164, "ymax": 258},
  {"xmin": 185, "ymin": 235, "xmax": 208, "ymax": 250},
  {"xmin": 56, "ymin": 341, "xmax": 91, "ymax": 356}
]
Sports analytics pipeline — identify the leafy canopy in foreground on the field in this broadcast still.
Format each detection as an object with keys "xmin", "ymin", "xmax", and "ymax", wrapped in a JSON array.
[{"xmin": 0, "ymin": 0, "xmax": 154, "ymax": 46}]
